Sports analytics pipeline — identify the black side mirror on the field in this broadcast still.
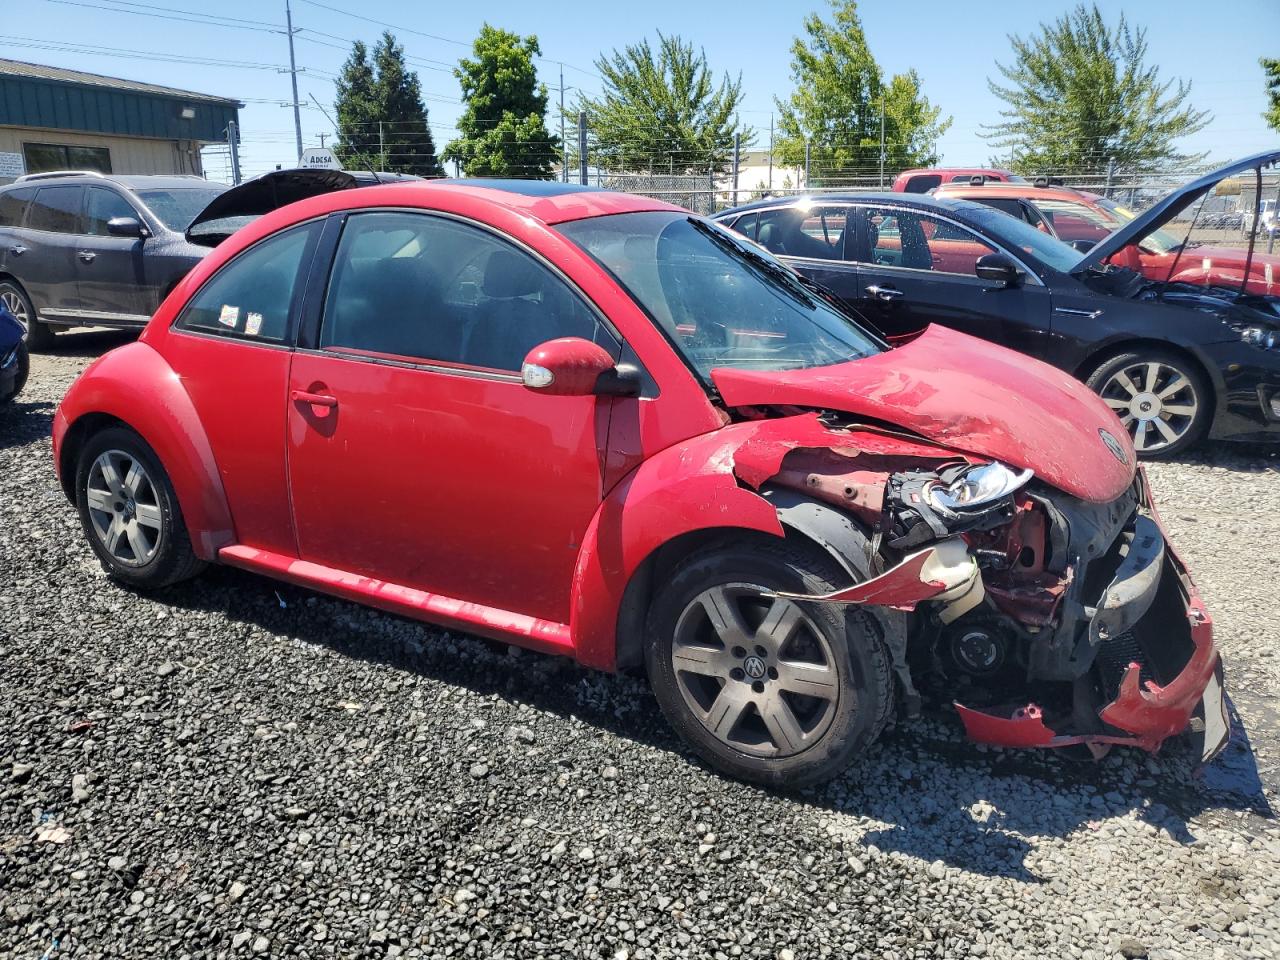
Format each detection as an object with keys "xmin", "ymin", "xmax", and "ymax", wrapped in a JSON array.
[
  {"xmin": 975, "ymin": 253, "xmax": 1021, "ymax": 287},
  {"xmin": 107, "ymin": 216, "xmax": 148, "ymax": 238}
]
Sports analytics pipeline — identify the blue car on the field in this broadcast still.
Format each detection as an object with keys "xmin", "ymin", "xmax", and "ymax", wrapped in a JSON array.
[{"xmin": 0, "ymin": 301, "xmax": 27, "ymax": 405}]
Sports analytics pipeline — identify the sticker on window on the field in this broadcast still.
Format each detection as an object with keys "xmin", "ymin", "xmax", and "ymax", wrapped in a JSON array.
[
  {"xmin": 218, "ymin": 305, "xmax": 240, "ymax": 328},
  {"xmin": 245, "ymin": 312, "xmax": 263, "ymax": 336}
]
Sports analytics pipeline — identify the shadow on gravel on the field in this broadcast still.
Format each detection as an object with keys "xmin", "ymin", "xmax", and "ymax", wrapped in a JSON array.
[
  {"xmin": 0, "ymin": 399, "xmax": 55, "ymax": 450},
  {"xmin": 1160, "ymin": 438, "xmax": 1280, "ymax": 471},
  {"xmin": 148, "ymin": 561, "xmax": 1276, "ymax": 883},
  {"xmin": 40, "ymin": 328, "xmax": 136, "ymax": 359}
]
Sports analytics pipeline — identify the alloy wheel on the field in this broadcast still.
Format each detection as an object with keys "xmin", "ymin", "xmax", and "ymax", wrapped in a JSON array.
[
  {"xmin": 84, "ymin": 449, "xmax": 163, "ymax": 567},
  {"xmin": 0, "ymin": 288, "xmax": 30, "ymax": 336},
  {"xmin": 1098, "ymin": 360, "xmax": 1199, "ymax": 454},
  {"xmin": 670, "ymin": 584, "xmax": 840, "ymax": 758}
]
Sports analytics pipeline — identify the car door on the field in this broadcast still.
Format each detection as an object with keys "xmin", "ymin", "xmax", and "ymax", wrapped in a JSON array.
[
  {"xmin": 18, "ymin": 185, "xmax": 84, "ymax": 320},
  {"xmin": 849, "ymin": 203, "xmax": 1053, "ymax": 356},
  {"xmin": 78, "ymin": 185, "xmax": 150, "ymax": 321},
  {"xmin": 286, "ymin": 210, "xmax": 620, "ymax": 627},
  {"xmin": 743, "ymin": 204, "xmax": 862, "ymax": 307}
]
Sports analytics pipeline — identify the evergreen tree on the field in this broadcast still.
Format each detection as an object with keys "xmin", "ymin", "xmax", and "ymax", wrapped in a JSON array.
[
  {"xmin": 334, "ymin": 32, "xmax": 443, "ymax": 177},
  {"xmin": 442, "ymin": 25, "xmax": 558, "ymax": 179},
  {"xmin": 984, "ymin": 5, "xmax": 1210, "ymax": 173}
]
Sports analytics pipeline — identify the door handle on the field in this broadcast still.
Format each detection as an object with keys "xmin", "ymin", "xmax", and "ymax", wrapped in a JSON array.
[
  {"xmin": 78, "ymin": 251, "xmax": 97, "ymax": 263},
  {"xmin": 9, "ymin": 245, "xmax": 26, "ymax": 256},
  {"xmin": 865, "ymin": 284, "xmax": 904, "ymax": 302},
  {"xmin": 291, "ymin": 389, "xmax": 338, "ymax": 409}
]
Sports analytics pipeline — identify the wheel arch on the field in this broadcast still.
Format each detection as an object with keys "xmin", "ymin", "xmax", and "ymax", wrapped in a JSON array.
[
  {"xmin": 1073, "ymin": 337, "xmax": 1223, "ymax": 415},
  {"xmin": 55, "ymin": 342, "xmax": 235, "ymax": 561}
]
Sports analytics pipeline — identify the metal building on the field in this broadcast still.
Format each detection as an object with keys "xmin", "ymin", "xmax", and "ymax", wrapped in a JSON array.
[{"xmin": 0, "ymin": 58, "xmax": 241, "ymax": 184}]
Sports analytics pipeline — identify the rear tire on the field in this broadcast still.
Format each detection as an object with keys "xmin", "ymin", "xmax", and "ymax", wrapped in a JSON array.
[
  {"xmin": 0, "ymin": 281, "xmax": 55, "ymax": 351},
  {"xmin": 1086, "ymin": 348, "xmax": 1211, "ymax": 459},
  {"xmin": 75, "ymin": 426, "xmax": 206, "ymax": 590},
  {"xmin": 645, "ymin": 539, "xmax": 894, "ymax": 788}
]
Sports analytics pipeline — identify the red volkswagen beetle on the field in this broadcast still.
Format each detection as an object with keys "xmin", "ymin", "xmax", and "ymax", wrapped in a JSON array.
[{"xmin": 53, "ymin": 180, "xmax": 1229, "ymax": 785}]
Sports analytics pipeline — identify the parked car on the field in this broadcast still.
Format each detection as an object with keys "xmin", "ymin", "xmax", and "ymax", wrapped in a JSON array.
[
  {"xmin": 716, "ymin": 150, "xmax": 1280, "ymax": 457},
  {"xmin": 892, "ymin": 167, "xmax": 1024, "ymax": 194},
  {"xmin": 0, "ymin": 168, "xmax": 416, "ymax": 350},
  {"xmin": 0, "ymin": 301, "xmax": 27, "ymax": 405},
  {"xmin": 934, "ymin": 179, "xmax": 1280, "ymax": 296},
  {"xmin": 54, "ymin": 179, "xmax": 1228, "ymax": 786}
]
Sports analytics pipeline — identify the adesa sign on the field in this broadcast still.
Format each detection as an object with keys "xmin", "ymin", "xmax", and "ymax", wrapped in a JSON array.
[{"xmin": 299, "ymin": 147, "xmax": 343, "ymax": 171}]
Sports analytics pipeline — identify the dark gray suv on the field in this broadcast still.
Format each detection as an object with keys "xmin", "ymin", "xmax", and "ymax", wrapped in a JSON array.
[{"xmin": 0, "ymin": 171, "xmax": 226, "ymax": 350}]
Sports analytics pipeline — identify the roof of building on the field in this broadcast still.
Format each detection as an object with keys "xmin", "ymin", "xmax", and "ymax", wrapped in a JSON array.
[{"xmin": 0, "ymin": 58, "xmax": 241, "ymax": 106}]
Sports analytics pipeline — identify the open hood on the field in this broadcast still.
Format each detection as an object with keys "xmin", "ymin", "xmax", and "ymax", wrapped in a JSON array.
[
  {"xmin": 710, "ymin": 325, "xmax": 1136, "ymax": 504},
  {"xmin": 186, "ymin": 168, "xmax": 358, "ymax": 244},
  {"xmin": 1073, "ymin": 149, "xmax": 1280, "ymax": 275}
]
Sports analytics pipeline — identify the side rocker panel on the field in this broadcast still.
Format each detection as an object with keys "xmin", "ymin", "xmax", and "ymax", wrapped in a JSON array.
[{"xmin": 53, "ymin": 341, "xmax": 235, "ymax": 560}]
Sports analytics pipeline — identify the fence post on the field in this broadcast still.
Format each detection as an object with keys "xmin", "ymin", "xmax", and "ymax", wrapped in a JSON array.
[
  {"xmin": 1105, "ymin": 157, "xmax": 1115, "ymax": 198},
  {"xmin": 226, "ymin": 120, "xmax": 241, "ymax": 185},
  {"xmin": 578, "ymin": 112, "xmax": 588, "ymax": 186},
  {"xmin": 708, "ymin": 162, "xmax": 715, "ymax": 215},
  {"xmin": 804, "ymin": 140, "xmax": 811, "ymax": 190},
  {"xmin": 731, "ymin": 132, "xmax": 741, "ymax": 207}
]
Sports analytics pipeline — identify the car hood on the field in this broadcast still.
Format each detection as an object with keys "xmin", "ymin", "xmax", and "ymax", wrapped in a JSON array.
[
  {"xmin": 710, "ymin": 325, "xmax": 1136, "ymax": 503},
  {"xmin": 1074, "ymin": 149, "xmax": 1280, "ymax": 274}
]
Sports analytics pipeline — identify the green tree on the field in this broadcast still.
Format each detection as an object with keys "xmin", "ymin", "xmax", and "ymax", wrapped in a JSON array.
[
  {"xmin": 1263, "ymin": 58, "xmax": 1280, "ymax": 133},
  {"xmin": 574, "ymin": 33, "xmax": 750, "ymax": 175},
  {"xmin": 442, "ymin": 25, "xmax": 558, "ymax": 179},
  {"xmin": 984, "ymin": 5, "xmax": 1210, "ymax": 174},
  {"xmin": 774, "ymin": 1, "xmax": 950, "ymax": 185},
  {"xmin": 333, "ymin": 32, "xmax": 443, "ymax": 177}
]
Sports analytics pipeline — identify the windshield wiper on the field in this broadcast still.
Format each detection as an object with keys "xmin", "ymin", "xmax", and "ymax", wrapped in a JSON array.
[{"xmin": 687, "ymin": 218, "xmax": 816, "ymax": 309}]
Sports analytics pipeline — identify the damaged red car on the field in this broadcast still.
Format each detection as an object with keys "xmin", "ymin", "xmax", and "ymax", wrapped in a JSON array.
[{"xmin": 52, "ymin": 179, "xmax": 1230, "ymax": 786}]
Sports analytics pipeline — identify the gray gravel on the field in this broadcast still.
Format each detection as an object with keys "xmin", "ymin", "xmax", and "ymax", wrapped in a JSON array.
[{"xmin": 2, "ymin": 331, "xmax": 1278, "ymax": 960}]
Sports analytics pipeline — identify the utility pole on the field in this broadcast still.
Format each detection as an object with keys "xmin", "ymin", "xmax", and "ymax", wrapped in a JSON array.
[
  {"xmin": 284, "ymin": 0, "xmax": 303, "ymax": 164},
  {"xmin": 379, "ymin": 121, "xmax": 385, "ymax": 172},
  {"xmin": 226, "ymin": 120, "xmax": 242, "ymax": 185},
  {"xmin": 731, "ymin": 132, "xmax": 741, "ymax": 207},
  {"xmin": 878, "ymin": 99, "xmax": 886, "ymax": 188},
  {"xmin": 1104, "ymin": 156, "xmax": 1115, "ymax": 198},
  {"xmin": 559, "ymin": 63, "xmax": 567, "ymax": 183},
  {"xmin": 767, "ymin": 113, "xmax": 774, "ymax": 192},
  {"xmin": 804, "ymin": 139, "xmax": 811, "ymax": 190},
  {"xmin": 577, "ymin": 111, "xmax": 588, "ymax": 186},
  {"xmin": 318, "ymin": 133, "xmax": 327, "ymax": 148}
]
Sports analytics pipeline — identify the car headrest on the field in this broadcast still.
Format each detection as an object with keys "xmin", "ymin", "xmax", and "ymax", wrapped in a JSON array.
[{"xmin": 482, "ymin": 249, "xmax": 541, "ymax": 299}]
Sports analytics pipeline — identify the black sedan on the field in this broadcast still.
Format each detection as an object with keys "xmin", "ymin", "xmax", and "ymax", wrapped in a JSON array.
[{"xmin": 715, "ymin": 151, "xmax": 1280, "ymax": 457}]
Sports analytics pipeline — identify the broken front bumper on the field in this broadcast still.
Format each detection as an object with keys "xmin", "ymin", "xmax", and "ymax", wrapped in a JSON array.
[{"xmin": 955, "ymin": 497, "xmax": 1229, "ymax": 763}]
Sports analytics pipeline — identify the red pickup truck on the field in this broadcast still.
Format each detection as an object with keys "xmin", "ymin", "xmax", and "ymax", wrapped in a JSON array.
[{"xmin": 892, "ymin": 167, "xmax": 1023, "ymax": 193}]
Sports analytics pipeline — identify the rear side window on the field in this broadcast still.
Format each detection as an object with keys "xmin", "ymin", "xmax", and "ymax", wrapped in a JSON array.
[
  {"xmin": 85, "ymin": 187, "xmax": 140, "ymax": 236},
  {"xmin": 728, "ymin": 212, "xmax": 758, "ymax": 241},
  {"xmin": 903, "ymin": 175, "xmax": 942, "ymax": 193},
  {"xmin": 175, "ymin": 222, "xmax": 318, "ymax": 343},
  {"xmin": 0, "ymin": 188, "xmax": 35, "ymax": 227},
  {"xmin": 27, "ymin": 186, "xmax": 84, "ymax": 233}
]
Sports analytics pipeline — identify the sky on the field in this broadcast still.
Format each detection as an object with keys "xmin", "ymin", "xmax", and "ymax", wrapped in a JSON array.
[{"xmin": 7, "ymin": 0, "xmax": 1279, "ymax": 182}]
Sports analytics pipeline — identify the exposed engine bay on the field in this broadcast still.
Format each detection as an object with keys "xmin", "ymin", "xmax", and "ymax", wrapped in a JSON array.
[{"xmin": 730, "ymin": 409, "xmax": 1229, "ymax": 762}]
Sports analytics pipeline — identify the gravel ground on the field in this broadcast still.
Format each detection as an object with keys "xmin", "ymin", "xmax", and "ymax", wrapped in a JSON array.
[{"xmin": 2, "ymin": 331, "xmax": 1278, "ymax": 960}]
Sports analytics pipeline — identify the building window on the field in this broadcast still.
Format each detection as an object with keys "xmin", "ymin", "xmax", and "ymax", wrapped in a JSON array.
[{"xmin": 22, "ymin": 143, "xmax": 113, "ymax": 175}]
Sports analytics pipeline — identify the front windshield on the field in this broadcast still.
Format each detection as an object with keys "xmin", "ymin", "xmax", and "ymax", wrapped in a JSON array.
[
  {"xmin": 1094, "ymin": 198, "xmax": 1183, "ymax": 255},
  {"xmin": 137, "ymin": 187, "xmax": 227, "ymax": 231},
  {"xmin": 556, "ymin": 211, "xmax": 883, "ymax": 378},
  {"xmin": 957, "ymin": 203, "xmax": 1082, "ymax": 273}
]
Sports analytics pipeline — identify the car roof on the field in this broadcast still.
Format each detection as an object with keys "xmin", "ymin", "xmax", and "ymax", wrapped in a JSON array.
[
  {"xmin": 715, "ymin": 192, "xmax": 985, "ymax": 218},
  {"xmin": 935, "ymin": 182, "xmax": 1090, "ymax": 202},
  {"xmin": 895, "ymin": 167, "xmax": 1014, "ymax": 179},
  {"xmin": 2, "ymin": 173, "xmax": 219, "ymax": 193}
]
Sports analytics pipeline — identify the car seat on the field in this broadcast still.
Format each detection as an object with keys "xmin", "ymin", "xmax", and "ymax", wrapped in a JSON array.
[{"xmin": 465, "ymin": 249, "xmax": 561, "ymax": 370}]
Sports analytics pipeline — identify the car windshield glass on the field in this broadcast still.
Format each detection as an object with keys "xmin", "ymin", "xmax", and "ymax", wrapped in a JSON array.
[
  {"xmin": 956, "ymin": 203, "xmax": 1082, "ymax": 272},
  {"xmin": 556, "ymin": 211, "xmax": 883, "ymax": 378},
  {"xmin": 1094, "ymin": 199, "xmax": 1184, "ymax": 254},
  {"xmin": 137, "ymin": 187, "xmax": 227, "ymax": 231}
]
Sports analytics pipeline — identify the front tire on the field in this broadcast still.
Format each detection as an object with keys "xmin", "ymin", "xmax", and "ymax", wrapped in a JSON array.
[
  {"xmin": 645, "ymin": 539, "xmax": 894, "ymax": 788},
  {"xmin": 0, "ymin": 340, "xmax": 27, "ymax": 404},
  {"xmin": 75, "ymin": 426, "xmax": 205, "ymax": 590},
  {"xmin": 1086, "ymin": 349, "xmax": 1211, "ymax": 459},
  {"xmin": 0, "ymin": 281, "xmax": 55, "ymax": 351}
]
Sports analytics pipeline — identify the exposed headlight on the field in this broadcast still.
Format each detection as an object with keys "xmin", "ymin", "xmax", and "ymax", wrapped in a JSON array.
[
  {"xmin": 1242, "ymin": 326, "xmax": 1280, "ymax": 350},
  {"xmin": 927, "ymin": 461, "xmax": 1034, "ymax": 513}
]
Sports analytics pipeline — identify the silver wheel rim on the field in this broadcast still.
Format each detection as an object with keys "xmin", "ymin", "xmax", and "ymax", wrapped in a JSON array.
[
  {"xmin": 671, "ymin": 584, "xmax": 840, "ymax": 759},
  {"xmin": 0, "ymin": 289, "xmax": 30, "ymax": 336},
  {"xmin": 1099, "ymin": 360, "xmax": 1199, "ymax": 454},
  {"xmin": 85, "ymin": 449, "xmax": 163, "ymax": 567}
]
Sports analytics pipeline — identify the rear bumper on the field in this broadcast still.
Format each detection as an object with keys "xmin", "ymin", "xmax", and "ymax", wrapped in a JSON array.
[{"xmin": 956, "ymin": 476, "xmax": 1229, "ymax": 762}]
